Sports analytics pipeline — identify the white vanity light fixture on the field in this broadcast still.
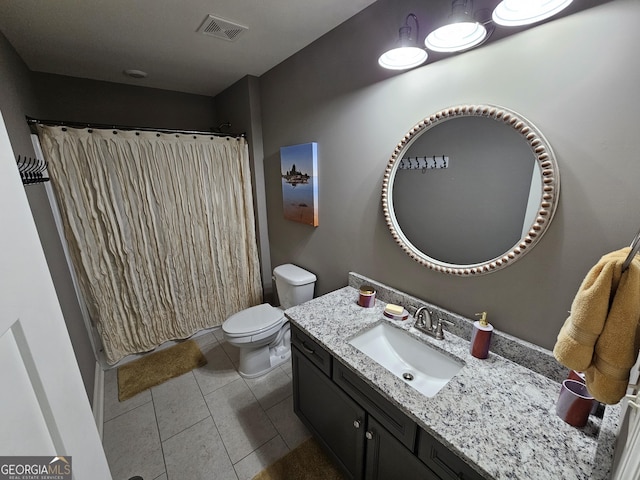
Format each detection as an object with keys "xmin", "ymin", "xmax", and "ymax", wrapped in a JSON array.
[
  {"xmin": 378, "ymin": 13, "xmax": 428, "ymax": 70},
  {"xmin": 492, "ymin": 0, "xmax": 573, "ymax": 26},
  {"xmin": 424, "ymin": 0, "xmax": 487, "ymax": 53}
]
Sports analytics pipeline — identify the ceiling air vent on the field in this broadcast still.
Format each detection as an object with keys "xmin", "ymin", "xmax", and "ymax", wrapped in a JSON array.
[{"xmin": 197, "ymin": 14, "xmax": 248, "ymax": 42}]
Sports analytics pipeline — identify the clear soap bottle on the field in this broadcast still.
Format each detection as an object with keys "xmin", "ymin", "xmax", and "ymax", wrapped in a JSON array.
[{"xmin": 470, "ymin": 311, "xmax": 493, "ymax": 359}]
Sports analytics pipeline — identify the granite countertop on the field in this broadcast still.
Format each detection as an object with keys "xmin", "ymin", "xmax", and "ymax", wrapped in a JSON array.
[{"xmin": 284, "ymin": 274, "xmax": 620, "ymax": 480}]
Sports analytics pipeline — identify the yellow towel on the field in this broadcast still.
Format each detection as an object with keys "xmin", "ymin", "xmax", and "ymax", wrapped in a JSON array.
[{"xmin": 553, "ymin": 247, "xmax": 640, "ymax": 404}]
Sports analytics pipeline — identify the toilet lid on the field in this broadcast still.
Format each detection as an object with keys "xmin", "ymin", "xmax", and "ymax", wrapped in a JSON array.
[{"xmin": 223, "ymin": 303, "xmax": 284, "ymax": 336}]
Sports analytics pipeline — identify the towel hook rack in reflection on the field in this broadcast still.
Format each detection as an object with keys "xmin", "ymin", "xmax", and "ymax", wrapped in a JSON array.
[
  {"xmin": 15, "ymin": 155, "xmax": 50, "ymax": 185},
  {"xmin": 622, "ymin": 227, "xmax": 640, "ymax": 272}
]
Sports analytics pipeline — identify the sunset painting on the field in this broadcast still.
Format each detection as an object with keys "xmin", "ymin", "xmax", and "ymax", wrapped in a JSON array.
[{"xmin": 280, "ymin": 142, "xmax": 318, "ymax": 226}]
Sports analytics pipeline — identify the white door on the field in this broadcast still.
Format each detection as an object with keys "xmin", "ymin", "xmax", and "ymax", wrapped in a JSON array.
[{"xmin": 0, "ymin": 111, "xmax": 111, "ymax": 479}]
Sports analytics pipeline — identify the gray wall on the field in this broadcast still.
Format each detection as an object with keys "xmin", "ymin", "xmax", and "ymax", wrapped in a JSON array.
[
  {"xmin": 28, "ymin": 74, "xmax": 220, "ymax": 370},
  {"xmin": 215, "ymin": 76, "xmax": 273, "ymax": 301},
  {"xmin": 0, "ymin": 33, "xmax": 221, "ymax": 402},
  {"xmin": 32, "ymin": 72, "xmax": 217, "ymax": 130},
  {"xmin": 259, "ymin": 0, "xmax": 640, "ymax": 350},
  {"xmin": 0, "ymin": 33, "xmax": 37, "ymax": 156},
  {"xmin": 1, "ymin": 0, "xmax": 633, "ymax": 393},
  {"xmin": 0, "ymin": 33, "xmax": 98, "ymax": 401}
]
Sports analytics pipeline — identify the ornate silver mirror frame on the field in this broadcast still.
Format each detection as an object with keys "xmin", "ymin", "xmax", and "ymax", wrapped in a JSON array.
[{"xmin": 382, "ymin": 104, "xmax": 560, "ymax": 276}]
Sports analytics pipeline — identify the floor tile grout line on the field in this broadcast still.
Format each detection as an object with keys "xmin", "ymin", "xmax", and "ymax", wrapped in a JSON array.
[
  {"xmin": 192, "ymin": 348, "xmax": 243, "ymax": 398},
  {"xmin": 201, "ymin": 351, "xmax": 286, "ymax": 474},
  {"xmin": 197, "ymin": 334, "xmax": 221, "ymax": 350},
  {"xmin": 150, "ymin": 384, "xmax": 170, "ymax": 480},
  {"xmin": 103, "ymin": 398, "xmax": 154, "ymax": 426},
  {"xmin": 103, "ymin": 396, "xmax": 154, "ymax": 424},
  {"xmin": 231, "ymin": 432, "xmax": 281, "ymax": 467},
  {"xmin": 104, "ymin": 333, "xmax": 301, "ymax": 480},
  {"xmin": 160, "ymin": 416, "xmax": 229, "ymax": 479},
  {"xmin": 156, "ymin": 412, "xmax": 215, "ymax": 445},
  {"xmin": 106, "ymin": 347, "xmax": 236, "ymax": 425},
  {"xmin": 239, "ymin": 373, "xmax": 291, "ymax": 458},
  {"xmin": 245, "ymin": 367, "xmax": 296, "ymax": 416},
  {"xmin": 184, "ymin": 329, "xmax": 241, "ymax": 479},
  {"xmin": 154, "ymin": 371, "xmax": 212, "ymax": 444},
  {"xmin": 103, "ymin": 369, "xmax": 155, "ymax": 423},
  {"xmin": 201, "ymin": 376, "xmax": 239, "ymax": 474},
  {"xmin": 265, "ymin": 393, "xmax": 300, "ymax": 452}
]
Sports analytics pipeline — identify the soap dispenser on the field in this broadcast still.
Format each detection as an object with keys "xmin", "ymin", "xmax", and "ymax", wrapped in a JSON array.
[{"xmin": 470, "ymin": 311, "xmax": 493, "ymax": 359}]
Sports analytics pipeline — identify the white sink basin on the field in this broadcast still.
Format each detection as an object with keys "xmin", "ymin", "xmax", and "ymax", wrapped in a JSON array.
[{"xmin": 349, "ymin": 322, "xmax": 463, "ymax": 397}]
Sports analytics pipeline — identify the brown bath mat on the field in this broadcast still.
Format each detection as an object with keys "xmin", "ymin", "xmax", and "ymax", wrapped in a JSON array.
[
  {"xmin": 117, "ymin": 340, "xmax": 207, "ymax": 401},
  {"xmin": 252, "ymin": 437, "xmax": 346, "ymax": 480}
]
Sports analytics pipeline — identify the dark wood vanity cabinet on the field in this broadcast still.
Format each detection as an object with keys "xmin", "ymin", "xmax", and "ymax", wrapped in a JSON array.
[
  {"xmin": 293, "ymin": 344, "xmax": 365, "ymax": 478},
  {"xmin": 291, "ymin": 324, "xmax": 486, "ymax": 480},
  {"xmin": 365, "ymin": 415, "xmax": 439, "ymax": 480},
  {"xmin": 416, "ymin": 429, "xmax": 485, "ymax": 480}
]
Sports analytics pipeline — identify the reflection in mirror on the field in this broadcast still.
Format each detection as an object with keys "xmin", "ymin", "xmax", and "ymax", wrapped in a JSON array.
[{"xmin": 382, "ymin": 105, "xmax": 559, "ymax": 275}]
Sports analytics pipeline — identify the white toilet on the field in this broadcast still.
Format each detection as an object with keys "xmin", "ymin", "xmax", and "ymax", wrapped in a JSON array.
[{"xmin": 222, "ymin": 264, "xmax": 317, "ymax": 378}]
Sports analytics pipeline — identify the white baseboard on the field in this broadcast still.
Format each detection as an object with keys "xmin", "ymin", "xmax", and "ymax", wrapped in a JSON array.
[{"xmin": 92, "ymin": 361, "xmax": 105, "ymax": 440}]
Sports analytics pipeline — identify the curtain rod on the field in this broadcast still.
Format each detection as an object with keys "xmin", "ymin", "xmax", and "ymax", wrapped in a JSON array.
[{"xmin": 26, "ymin": 116, "xmax": 245, "ymax": 139}]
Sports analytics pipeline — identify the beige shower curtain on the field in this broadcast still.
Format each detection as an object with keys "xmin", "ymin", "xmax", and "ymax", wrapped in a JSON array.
[{"xmin": 37, "ymin": 126, "xmax": 263, "ymax": 364}]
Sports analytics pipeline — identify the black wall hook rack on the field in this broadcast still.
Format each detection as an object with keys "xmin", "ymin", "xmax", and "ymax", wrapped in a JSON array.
[{"xmin": 16, "ymin": 155, "xmax": 50, "ymax": 185}]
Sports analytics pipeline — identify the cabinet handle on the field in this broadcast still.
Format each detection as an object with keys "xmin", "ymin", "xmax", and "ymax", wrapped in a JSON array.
[
  {"xmin": 353, "ymin": 420, "xmax": 361, "ymax": 429},
  {"xmin": 301, "ymin": 342, "xmax": 315, "ymax": 355},
  {"xmin": 365, "ymin": 431, "xmax": 374, "ymax": 440}
]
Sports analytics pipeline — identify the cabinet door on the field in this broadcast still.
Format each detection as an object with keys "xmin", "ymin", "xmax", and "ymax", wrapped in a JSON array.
[
  {"xmin": 292, "ymin": 346, "xmax": 366, "ymax": 479},
  {"xmin": 417, "ymin": 428, "xmax": 487, "ymax": 480},
  {"xmin": 365, "ymin": 416, "xmax": 440, "ymax": 480},
  {"xmin": 334, "ymin": 359, "xmax": 417, "ymax": 449}
]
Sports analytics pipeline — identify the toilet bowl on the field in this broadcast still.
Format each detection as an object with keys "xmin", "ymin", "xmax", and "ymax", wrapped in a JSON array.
[
  {"xmin": 223, "ymin": 303, "xmax": 291, "ymax": 378},
  {"xmin": 222, "ymin": 264, "xmax": 316, "ymax": 378}
]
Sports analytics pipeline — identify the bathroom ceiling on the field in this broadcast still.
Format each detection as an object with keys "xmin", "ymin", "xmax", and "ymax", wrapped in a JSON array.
[
  {"xmin": 0, "ymin": 0, "xmax": 378, "ymax": 97},
  {"xmin": 0, "ymin": 0, "xmax": 612, "ymax": 98}
]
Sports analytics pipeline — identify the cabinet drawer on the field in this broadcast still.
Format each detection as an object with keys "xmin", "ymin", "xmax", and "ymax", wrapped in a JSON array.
[
  {"xmin": 290, "ymin": 324, "xmax": 332, "ymax": 377},
  {"xmin": 417, "ymin": 428, "xmax": 486, "ymax": 480},
  {"xmin": 333, "ymin": 360, "xmax": 417, "ymax": 450}
]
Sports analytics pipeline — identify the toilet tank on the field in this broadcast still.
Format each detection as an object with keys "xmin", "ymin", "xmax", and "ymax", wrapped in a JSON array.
[{"xmin": 273, "ymin": 264, "xmax": 317, "ymax": 310}]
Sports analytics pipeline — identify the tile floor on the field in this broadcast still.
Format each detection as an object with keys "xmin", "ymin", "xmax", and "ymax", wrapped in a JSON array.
[{"xmin": 102, "ymin": 328, "xmax": 311, "ymax": 480}]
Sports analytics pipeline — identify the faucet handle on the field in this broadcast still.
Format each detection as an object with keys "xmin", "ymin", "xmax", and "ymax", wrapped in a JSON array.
[{"xmin": 435, "ymin": 319, "xmax": 454, "ymax": 340}]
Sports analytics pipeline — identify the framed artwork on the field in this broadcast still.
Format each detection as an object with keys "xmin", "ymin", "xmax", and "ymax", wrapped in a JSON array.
[{"xmin": 280, "ymin": 142, "xmax": 318, "ymax": 226}]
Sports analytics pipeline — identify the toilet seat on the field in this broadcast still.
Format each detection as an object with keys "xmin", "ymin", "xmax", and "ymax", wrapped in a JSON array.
[{"xmin": 223, "ymin": 304, "xmax": 285, "ymax": 342}]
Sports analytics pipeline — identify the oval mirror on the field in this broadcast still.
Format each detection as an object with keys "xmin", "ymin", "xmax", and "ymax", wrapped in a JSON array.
[{"xmin": 382, "ymin": 104, "xmax": 559, "ymax": 276}]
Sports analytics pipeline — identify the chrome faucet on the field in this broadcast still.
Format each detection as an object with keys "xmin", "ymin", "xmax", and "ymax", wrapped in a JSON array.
[
  {"xmin": 413, "ymin": 306, "xmax": 453, "ymax": 340},
  {"xmin": 414, "ymin": 306, "xmax": 433, "ymax": 330}
]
